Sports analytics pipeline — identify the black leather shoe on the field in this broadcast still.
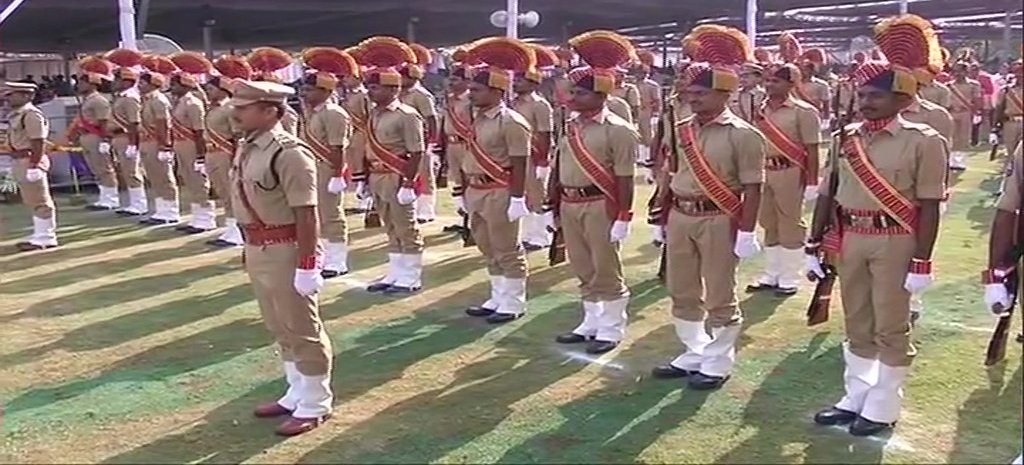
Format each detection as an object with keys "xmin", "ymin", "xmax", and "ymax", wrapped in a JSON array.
[
  {"xmin": 586, "ymin": 339, "xmax": 618, "ymax": 354},
  {"xmin": 321, "ymin": 269, "xmax": 348, "ymax": 279},
  {"xmin": 382, "ymin": 285, "xmax": 419, "ymax": 295},
  {"xmin": 522, "ymin": 243, "xmax": 545, "ymax": 252},
  {"xmin": 555, "ymin": 332, "xmax": 589, "ymax": 344},
  {"xmin": 416, "ymin": 218, "xmax": 434, "ymax": 225},
  {"xmin": 366, "ymin": 282, "xmax": 392, "ymax": 293},
  {"xmin": 85, "ymin": 204, "xmax": 115, "ymax": 211},
  {"xmin": 15, "ymin": 242, "xmax": 57, "ymax": 252},
  {"xmin": 848, "ymin": 416, "xmax": 894, "ymax": 436},
  {"xmin": 813, "ymin": 407, "xmax": 858, "ymax": 426},
  {"xmin": 116, "ymin": 209, "xmax": 143, "ymax": 217},
  {"xmin": 688, "ymin": 372, "xmax": 729, "ymax": 390},
  {"xmin": 774, "ymin": 286, "xmax": 798, "ymax": 297},
  {"xmin": 175, "ymin": 224, "xmax": 193, "ymax": 232},
  {"xmin": 486, "ymin": 313, "xmax": 520, "ymax": 324},
  {"xmin": 139, "ymin": 217, "xmax": 177, "ymax": 225},
  {"xmin": 206, "ymin": 238, "xmax": 240, "ymax": 248},
  {"xmin": 180, "ymin": 226, "xmax": 212, "ymax": 235},
  {"xmin": 465, "ymin": 306, "xmax": 496, "ymax": 317},
  {"xmin": 344, "ymin": 208, "xmax": 366, "ymax": 215},
  {"xmin": 745, "ymin": 282, "xmax": 778, "ymax": 293},
  {"xmin": 651, "ymin": 364, "xmax": 694, "ymax": 379}
]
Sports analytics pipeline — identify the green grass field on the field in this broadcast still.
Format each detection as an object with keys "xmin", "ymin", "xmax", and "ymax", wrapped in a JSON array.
[{"xmin": 0, "ymin": 150, "xmax": 1021, "ymax": 464}]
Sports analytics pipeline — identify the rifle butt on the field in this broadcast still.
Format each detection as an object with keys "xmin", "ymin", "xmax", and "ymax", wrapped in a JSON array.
[
  {"xmin": 548, "ymin": 229, "xmax": 566, "ymax": 266},
  {"xmin": 806, "ymin": 266, "xmax": 837, "ymax": 326},
  {"xmin": 364, "ymin": 211, "xmax": 382, "ymax": 229}
]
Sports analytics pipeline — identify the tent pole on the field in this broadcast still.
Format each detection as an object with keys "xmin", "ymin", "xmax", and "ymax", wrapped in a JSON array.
[{"xmin": 0, "ymin": 0, "xmax": 29, "ymax": 27}]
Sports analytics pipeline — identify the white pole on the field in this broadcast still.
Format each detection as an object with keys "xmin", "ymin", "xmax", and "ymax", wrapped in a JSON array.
[
  {"xmin": 118, "ymin": 0, "xmax": 138, "ymax": 50},
  {"xmin": 506, "ymin": 0, "xmax": 519, "ymax": 39},
  {"xmin": 746, "ymin": 0, "xmax": 758, "ymax": 48},
  {"xmin": 899, "ymin": 0, "xmax": 908, "ymax": 14},
  {"xmin": 0, "ymin": 0, "xmax": 29, "ymax": 27}
]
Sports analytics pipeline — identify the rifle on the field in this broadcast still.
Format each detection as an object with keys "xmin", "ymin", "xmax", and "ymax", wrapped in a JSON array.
[
  {"xmin": 436, "ymin": 110, "xmax": 449, "ymax": 188},
  {"xmin": 548, "ymin": 105, "xmax": 567, "ymax": 266},
  {"xmin": 984, "ymin": 161, "xmax": 1024, "ymax": 365},
  {"xmin": 829, "ymin": 81, "xmax": 842, "ymax": 132},
  {"xmin": 989, "ymin": 89, "xmax": 1008, "ymax": 161},
  {"xmin": 460, "ymin": 208, "xmax": 475, "ymax": 247},
  {"xmin": 652, "ymin": 102, "xmax": 678, "ymax": 283},
  {"xmin": 362, "ymin": 97, "xmax": 382, "ymax": 229},
  {"xmin": 806, "ymin": 92, "xmax": 855, "ymax": 326}
]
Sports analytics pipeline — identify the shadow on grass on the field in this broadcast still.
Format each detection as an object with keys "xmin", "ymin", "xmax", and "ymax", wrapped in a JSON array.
[
  {"xmin": 0, "ymin": 226, "xmax": 186, "ymax": 275},
  {"xmin": 948, "ymin": 361, "xmax": 1023, "ymax": 464}
]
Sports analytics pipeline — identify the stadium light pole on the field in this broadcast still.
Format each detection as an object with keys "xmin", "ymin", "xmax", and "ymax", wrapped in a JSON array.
[
  {"xmin": 506, "ymin": 0, "xmax": 519, "ymax": 39},
  {"xmin": 899, "ymin": 0, "xmax": 908, "ymax": 14},
  {"xmin": 746, "ymin": 0, "xmax": 757, "ymax": 47},
  {"xmin": 118, "ymin": 0, "xmax": 138, "ymax": 49}
]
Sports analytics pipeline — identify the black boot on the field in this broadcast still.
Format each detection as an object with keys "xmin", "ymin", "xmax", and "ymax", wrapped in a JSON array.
[
  {"xmin": 813, "ymin": 407, "xmax": 858, "ymax": 426},
  {"xmin": 465, "ymin": 306, "xmax": 496, "ymax": 317},
  {"xmin": 745, "ymin": 282, "xmax": 778, "ymax": 293},
  {"xmin": 485, "ymin": 313, "xmax": 520, "ymax": 324},
  {"xmin": 651, "ymin": 364, "xmax": 694, "ymax": 379},
  {"xmin": 586, "ymin": 339, "xmax": 618, "ymax": 354},
  {"xmin": 555, "ymin": 332, "xmax": 589, "ymax": 344},
  {"xmin": 688, "ymin": 372, "xmax": 729, "ymax": 390},
  {"xmin": 366, "ymin": 282, "xmax": 392, "ymax": 293},
  {"xmin": 848, "ymin": 416, "xmax": 894, "ymax": 436}
]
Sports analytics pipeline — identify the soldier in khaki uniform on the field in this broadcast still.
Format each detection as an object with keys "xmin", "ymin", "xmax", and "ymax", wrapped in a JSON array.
[
  {"xmin": 730, "ymin": 63, "xmax": 766, "ymax": 123},
  {"xmin": 341, "ymin": 66, "xmax": 374, "ymax": 215},
  {"xmin": 248, "ymin": 47, "xmax": 300, "ymax": 136},
  {"xmin": 513, "ymin": 48, "xmax": 556, "ymax": 251},
  {"xmin": 360, "ymin": 37, "xmax": 427, "ymax": 294},
  {"xmin": 168, "ymin": 70, "xmax": 215, "ymax": 233},
  {"xmin": 796, "ymin": 49, "xmax": 833, "ymax": 124},
  {"xmin": 72, "ymin": 59, "xmax": 121, "ymax": 211},
  {"xmin": 551, "ymin": 30, "xmax": 639, "ymax": 355},
  {"xmin": 136, "ymin": 69, "xmax": 182, "ymax": 225},
  {"xmin": 228, "ymin": 80, "xmax": 332, "ymax": 437},
  {"xmin": 3, "ymin": 82, "xmax": 59, "ymax": 251},
  {"xmin": 203, "ymin": 55, "xmax": 251, "ymax": 247},
  {"xmin": 439, "ymin": 54, "xmax": 474, "ymax": 236},
  {"xmin": 400, "ymin": 61, "xmax": 439, "ymax": 223},
  {"xmin": 299, "ymin": 47, "xmax": 360, "ymax": 278},
  {"xmin": 456, "ymin": 37, "xmax": 534, "ymax": 323},
  {"xmin": 947, "ymin": 59, "xmax": 983, "ymax": 170},
  {"xmin": 745, "ymin": 63, "xmax": 821, "ymax": 297},
  {"xmin": 632, "ymin": 52, "xmax": 662, "ymax": 166},
  {"xmin": 916, "ymin": 65, "xmax": 952, "ymax": 109},
  {"xmin": 809, "ymin": 16, "xmax": 946, "ymax": 436},
  {"xmin": 649, "ymin": 26, "xmax": 766, "ymax": 390},
  {"xmin": 992, "ymin": 59, "xmax": 1023, "ymax": 161},
  {"xmin": 106, "ymin": 66, "xmax": 149, "ymax": 216}
]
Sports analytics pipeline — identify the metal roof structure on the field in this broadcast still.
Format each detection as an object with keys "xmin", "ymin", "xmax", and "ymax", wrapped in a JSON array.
[{"xmin": 0, "ymin": 0, "xmax": 1019, "ymax": 55}]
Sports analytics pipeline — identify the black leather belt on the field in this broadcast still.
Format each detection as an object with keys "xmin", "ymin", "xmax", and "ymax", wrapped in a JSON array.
[
  {"xmin": 839, "ymin": 210, "xmax": 899, "ymax": 229},
  {"xmin": 560, "ymin": 185, "xmax": 603, "ymax": 199}
]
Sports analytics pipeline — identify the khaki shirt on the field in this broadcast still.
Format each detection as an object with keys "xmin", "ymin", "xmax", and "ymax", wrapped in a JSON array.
[
  {"xmin": 109, "ymin": 92, "xmax": 141, "ymax": 133},
  {"xmin": 512, "ymin": 92, "xmax": 554, "ymax": 135},
  {"xmin": 819, "ymin": 117, "xmax": 948, "ymax": 208},
  {"xmin": 343, "ymin": 87, "xmax": 371, "ymax": 129},
  {"xmin": 400, "ymin": 83, "xmax": 437, "ymax": 120},
  {"xmin": 557, "ymin": 108, "xmax": 639, "ymax": 186},
  {"xmin": 366, "ymin": 99, "xmax": 424, "ymax": 163},
  {"xmin": 302, "ymin": 102, "xmax": 351, "ymax": 159},
  {"xmin": 462, "ymin": 104, "xmax": 531, "ymax": 175},
  {"xmin": 607, "ymin": 96, "xmax": 634, "ymax": 125},
  {"xmin": 80, "ymin": 91, "xmax": 111, "ymax": 126},
  {"xmin": 759, "ymin": 96, "xmax": 822, "ymax": 158},
  {"xmin": 996, "ymin": 145, "xmax": 1022, "ymax": 212},
  {"xmin": 232, "ymin": 128, "xmax": 318, "ymax": 226},
  {"xmin": 613, "ymin": 83, "xmax": 641, "ymax": 110},
  {"xmin": 731, "ymin": 86, "xmax": 767, "ymax": 122},
  {"xmin": 901, "ymin": 97, "xmax": 953, "ymax": 148},
  {"xmin": 655, "ymin": 97, "xmax": 693, "ymax": 149},
  {"xmin": 796, "ymin": 77, "xmax": 830, "ymax": 111},
  {"xmin": 997, "ymin": 85, "xmax": 1024, "ymax": 118},
  {"xmin": 172, "ymin": 92, "xmax": 205, "ymax": 134},
  {"xmin": 442, "ymin": 91, "xmax": 473, "ymax": 138},
  {"xmin": 205, "ymin": 100, "xmax": 237, "ymax": 152},
  {"xmin": 7, "ymin": 103, "xmax": 48, "ymax": 151},
  {"xmin": 282, "ymin": 106, "xmax": 299, "ymax": 135},
  {"xmin": 638, "ymin": 79, "xmax": 661, "ymax": 115},
  {"xmin": 141, "ymin": 91, "xmax": 171, "ymax": 140},
  {"xmin": 948, "ymin": 79, "xmax": 982, "ymax": 113},
  {"xmin": 919, "ymin": 81, "xmax": 952, "ymax": 109},
  {"xmin": 670, "ymin": 109, "xmax": 766, "ymax": 197}
]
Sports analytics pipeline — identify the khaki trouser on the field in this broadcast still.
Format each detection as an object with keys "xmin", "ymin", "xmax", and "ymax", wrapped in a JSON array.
[
  {"xmin": 174, "ymin": 139, "xmax": 212, "ymax": 208},
  {"xmin": 561, "ymin": 199, "xmax": 628, "ymax": 302},
  {"xmin": 524, "ymin": 158, "xmax": 547, "ymax": 213},
  {"xmin": 140, "ymin": 140, "xmax": 179, "ymax": 202},
  {"xmin": 317, "ymin": 160, "xmax": 347, "ymax": 243},
  {"xmin": 111, "ymin": 135, "xmax": 145, "ymax": 189},
  {"xmin": 466, "ymin": 186, "xmax": 527, "ymax": 278},
  {"xmin": 951, "ymin": 111, "xmax": 973, "ymax": 151},
  {"xmin": 447, "ymin": 143, "xmax": 469, "ymax": 188},
  {"xmin": 638, "ymin": 109, "xmax": 654, "ymax": 144},
  {"xmin": 420, "ymin": 147, "xmax": 436, "ymax": 194},
  {"xmin": 206, "ymin": 150, "xmax": 234, "ymax": 217},
  {"xmin": 837, "ymin": 232, "xmax": 917, "ymax": 367},
  {"xmin": 370, "ymin": 171, "xmax": 424, "ymax": 254},
  {"xmin": 348, "ymin": 130, "xmax": 367, "ymax": 178},
  {"xmin": 13, "ymin": 157, "xmax": 55, "ymax": 218},
  {"xmin": 1004, "ymin": 116, "xmax": 1023, "ymax": 158},
  {"xmin": 666, "ymin": 209, "xmax": 741, "ymax": 327},
  {"xmin": 759, "ymin": 166, "xmax": 806, "ymax": 249},
  {"xmin": 80, "ymin": 133, "xmax": 117, "ymax": 188},
  {"xmin": 245, "ymin": 242, "xmax": 333, "ymax": 376}
]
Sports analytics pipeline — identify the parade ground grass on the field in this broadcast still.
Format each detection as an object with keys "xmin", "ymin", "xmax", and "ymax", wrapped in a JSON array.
[{"xmin": 1, "ymin": 149, "xmax": 1021, "ymax": 464}]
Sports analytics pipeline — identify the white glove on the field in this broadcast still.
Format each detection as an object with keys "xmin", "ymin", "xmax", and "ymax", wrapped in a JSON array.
[
  {"xmin": 903, "ymin": 272, "xmax": 934, "ymax": 294},
  {"xmin": 327, "ymin": 177, "xmax": 347, "ymax": 194},
  {"xmin": 610, "ymin": 220, "xmax": 632, "ymax": 243},
  {"xmin": 733, "ymin": 230, "xmax": 762, "ymax": 259},
  {"xmin": 454, "ymin": 196, "xmax": 466, "ymax": 216},
  {"xmin": 98, "ymin": 142, "xmax": 111, "ymax": 155},
  {"xmin": 193, "ymin": 160, "xmax": 206, "ymax": 175},
  {"xmin": 354, "ymin": 181, "xmax": 370, "ymax": 201},
  {"xmin": 157, "ymin": 150, "xmax": 175, "ymax": 163},
  {"xmin": 988, "ymin": 133, "xmax": 1000, "ymax": 145},
  {"xmin": 972, "ymin": 114, "xmax": 982, "ymax": 124},
  {"xmin": 806, "ymin": 253, "xmax": 826, "ymax": 280},
  {"xmin": 124, "ymin": 145, "xmax": 139, "ymax": 159},
  {"xmin": 535, "ymin": 165, "xmax": 551, "ymax": 181},
  {"xmin": 397, "ymin": 186, "xmax": 418, "ymax": 205},
  {"xmin": 821, "ymin": 118, "xmax": 832, "ymax": 131},
  {"xmin": 804, "ymin": 185, "xmax": 819, "ymax": 202},
  {"xmin": 984, "ymin": 283, "xmax": 1012, "ymax": 315},
  {"xmin": 507, "ymin": 196, "xmax": 529, "ymax": 222},
  {"xmin": 24, "ymin": 168, "xmax": 45, "ymax": 183},
  {"xmin": 293, "ymin": 268, "xmax": 324, "ymax": 297}
]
